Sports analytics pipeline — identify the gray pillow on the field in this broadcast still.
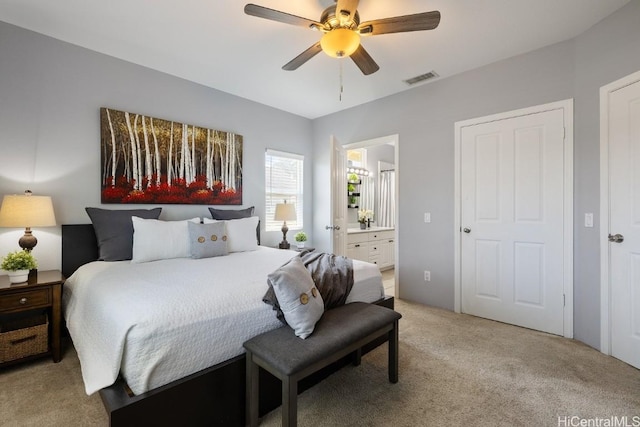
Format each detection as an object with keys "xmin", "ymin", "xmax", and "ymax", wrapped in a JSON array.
[
  {"xmin": 208, "ymin": 206, "xmax": 260, "ymax": 245},
  {"xmin": 266, "ymin": 256, "xmax": 324, "ymax": 339},
  {"xmin": 208, "ymin": 206, "xmax": 254, "ymax": 219},
  {"xmin": 188, "ymin": 221, "xmax": 229, "ymax": 259},
  {"xmin": 85, "ymin": 207, "xmax": 162, "ymax": 261}
]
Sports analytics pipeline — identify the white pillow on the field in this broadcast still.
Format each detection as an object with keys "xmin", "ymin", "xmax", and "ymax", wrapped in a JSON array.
[
  {"xmin": 131, "ymin": 217, "xmax": 200, "ymax": 263},
  {"xmin": 203, "ymin": 216, "xmax": 259, "ymax": 253}
]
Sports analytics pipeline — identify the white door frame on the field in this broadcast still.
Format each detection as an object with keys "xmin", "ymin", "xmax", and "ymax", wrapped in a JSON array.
[
  {"xmin": 330, "ymin": 136, "xmax": 348, "ymax": 256},
  {"xmin": 454, "ymin": 99, "xmax": 574, "ymax": 338},
  {"xmin": 346, "ymin": 134, "xmax": 400, "ymax": 296},
  {"xmin": 599, "ymin": 70, "xmax": 640, "ymax": 355}
]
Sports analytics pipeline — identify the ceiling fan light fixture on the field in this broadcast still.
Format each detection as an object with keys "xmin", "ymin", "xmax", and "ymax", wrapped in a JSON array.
[
  {"xmin": 244, "ymin": 3, "xmax": 441, "ymax": 75},
  {"xmin": 320, "ymin": 28, "xmax": 360, "ymax": 58}
]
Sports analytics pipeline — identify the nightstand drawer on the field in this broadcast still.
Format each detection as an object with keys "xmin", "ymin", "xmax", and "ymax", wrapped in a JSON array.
[{"xmin": 0, "ymin": 289, "xmax": 51, "ymax": 312}]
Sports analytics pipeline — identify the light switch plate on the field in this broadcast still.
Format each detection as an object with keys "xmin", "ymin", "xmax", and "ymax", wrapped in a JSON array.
[
  {"xmin": 424, "ymin": 212, "xmax": 431, "ymax": 223},
  {"xmin": 585, "ymin": 213, "xmax": 593, "ymax": 228}
]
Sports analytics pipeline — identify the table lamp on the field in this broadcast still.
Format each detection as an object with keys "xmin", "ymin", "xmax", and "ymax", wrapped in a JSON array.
[
  {"xmin": 274, "ymin": 201, "xmax": 296, "ymax": 249},
  {"xmin": 0, "ymin": 190, "xmax": 57, "ymax": 252}
]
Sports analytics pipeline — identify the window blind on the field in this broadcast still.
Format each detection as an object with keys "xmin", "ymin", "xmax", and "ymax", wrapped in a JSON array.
[{"xmin": 265, "ymin": 149, "xmax": 303, "ymax": 232}]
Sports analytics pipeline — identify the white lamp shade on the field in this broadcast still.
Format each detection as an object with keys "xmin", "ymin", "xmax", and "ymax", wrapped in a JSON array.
[
  {"xmin": 274, "ymin": 203, "xmax": 296, "ymax": 222},
  {"xmin": 0, "ymin": 194, "xmax": 57, "ymax": 227}
]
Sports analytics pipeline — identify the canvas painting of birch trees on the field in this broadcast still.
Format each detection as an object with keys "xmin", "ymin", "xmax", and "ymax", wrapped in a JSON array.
[{"xmin": 100, "ymin": 108, "xmax": 243, "ymax": 204}]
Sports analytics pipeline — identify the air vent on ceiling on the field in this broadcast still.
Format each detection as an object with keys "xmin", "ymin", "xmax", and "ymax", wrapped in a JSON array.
[{"xmin": 404, "ymin": 71, "xmax": 439, "ymax": 86}]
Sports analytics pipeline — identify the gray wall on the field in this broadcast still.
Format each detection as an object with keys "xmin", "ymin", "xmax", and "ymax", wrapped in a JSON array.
[
  {"xmin": 313, "ymin": 1, "xmax": 640, "ymax": 350},
  {"xmin": 0, "ymin": 21, "xmax": 313, "ymax": 271}
]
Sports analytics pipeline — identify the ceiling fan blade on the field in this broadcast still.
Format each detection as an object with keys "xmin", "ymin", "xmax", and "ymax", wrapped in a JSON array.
[
  {"xmin": 358, "ymin": 11, "xmax": 441, "ymax": 36},
  {"xmin": 282, "ymin": 42, "xmax": 323, "ymax": 71},
  {"xmin": 244, "ymin": 4, "xmax": 322, "ymax": 30},
  {"xmin": 335, "ymin": 0, "xmax": 360, "ymax": 24},
  {"xmin": 350, "ymin": 44, "xmax": 379, "ymax": 75}
]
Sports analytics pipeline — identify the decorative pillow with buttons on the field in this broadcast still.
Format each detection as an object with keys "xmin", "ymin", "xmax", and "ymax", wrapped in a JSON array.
[
  {"xmin": 267, "ymin": 256, "xmax": 324, "ymax": 339},
  {"xmin": 188, "ymin": 221, "xmax": 229, "ymax": 259}
]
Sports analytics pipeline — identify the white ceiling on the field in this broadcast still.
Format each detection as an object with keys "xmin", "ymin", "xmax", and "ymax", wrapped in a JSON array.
[{"xmin": 0, "ymin": 0, "xmax": 630, "ymax": 119}]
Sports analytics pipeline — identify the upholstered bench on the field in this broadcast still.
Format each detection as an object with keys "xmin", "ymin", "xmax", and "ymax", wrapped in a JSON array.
[{"xmin": 243, "ymin": 302, "xmax": 402, "ymax": 427}]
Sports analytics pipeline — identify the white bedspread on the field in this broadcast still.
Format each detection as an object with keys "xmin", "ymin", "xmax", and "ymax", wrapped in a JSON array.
[{"xmin": 63, "ymin": 247, "xmax": 383, "ymax": 395}]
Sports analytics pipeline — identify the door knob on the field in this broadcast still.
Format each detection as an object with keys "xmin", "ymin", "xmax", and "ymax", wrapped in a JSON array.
[
  {"xmin": 325, "ymin": 225, "xmax": 341, "ymax": 231},
  {"xmin": 608, "ymin": 233, "xmax": 624, "ymax": 243},
  {"xmin": 463, "ymin": 228, "xmax": 471, "ymax": 233}
]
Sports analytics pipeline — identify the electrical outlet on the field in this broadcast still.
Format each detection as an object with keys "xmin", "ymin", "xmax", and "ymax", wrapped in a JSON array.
[{"xmin": 424, "ymin": 270, "xmax": 431, "ymax": 281}]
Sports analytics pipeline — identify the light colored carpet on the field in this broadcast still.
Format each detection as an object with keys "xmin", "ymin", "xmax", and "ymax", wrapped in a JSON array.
[
  {"xmin": 261, "ymin": 300, "xmax": 640, "ymax": 426},
  {"xmin": 0, "ymin": 338, "xmax": 107, "ymax": 426},
  {"xmin": 382, "ymin": 268, "xmax": 394, "ymax": 297},
  {"xmin": 1, "ymin": 299, "xmax": 638, "ymax": 426}
]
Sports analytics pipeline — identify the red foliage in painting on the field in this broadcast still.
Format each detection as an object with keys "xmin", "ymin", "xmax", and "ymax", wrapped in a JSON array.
[
  {"xmin": 188, "ymin": 177, "xmax": 208, "ymax": 191},
  {"xmin": 101, "ymin": 175, "xmax": 242, "ymax": 205},
  {"xmin": 217, "ymin": 189, "xmax": 239, "ymax": 204},
  {"xmin": 123, "ymin": 190, "xmax": 155, "ymax": 204},
  {"xmin": 102, "ymin": 186, "xmax": 130, "ymax": 203},
  {"xmin": 171, "ymin": 178, "xmax": 187, "ymax": 188},
  {"xmin": 211, "ymin": 181, "xmax": 224, "ymax": 195},
  {"xmin": 190, "ymin": 190, "xmax": 213, "ymax": 203}
]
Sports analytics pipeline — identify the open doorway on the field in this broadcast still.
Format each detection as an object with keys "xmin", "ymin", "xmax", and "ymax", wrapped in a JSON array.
[{"xmin": 343, "ymin": 135, "xmax": 399, "ymax": 297}]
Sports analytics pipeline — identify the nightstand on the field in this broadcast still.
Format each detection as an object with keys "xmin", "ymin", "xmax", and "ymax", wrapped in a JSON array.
[{"xmin": 0, "ymin": 270, "xmax": 64, "ymax": 365}]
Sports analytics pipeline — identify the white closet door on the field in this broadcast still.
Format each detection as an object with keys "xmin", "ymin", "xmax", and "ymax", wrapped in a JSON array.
[{"xmin": 461, "ymin": 108, "xmax": 566, "ymax": 335}]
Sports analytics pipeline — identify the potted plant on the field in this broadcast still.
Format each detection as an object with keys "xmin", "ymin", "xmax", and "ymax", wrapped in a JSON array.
[
  {"xmin": 294, "ymin": 231, "xmax": 307, "ymax": 249},
  {"xmin": 358, "ymin": 209, "xmax": 374, "ymax": 229},
  {"xmin": 1, "ymin": 250, "xmax": 37, "ymax": 283}
]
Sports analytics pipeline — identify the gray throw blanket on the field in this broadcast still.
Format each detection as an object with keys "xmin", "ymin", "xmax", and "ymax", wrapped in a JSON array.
[{"xmin": 263, "ymin": 250, "xmax": 354, "ymax": 324}]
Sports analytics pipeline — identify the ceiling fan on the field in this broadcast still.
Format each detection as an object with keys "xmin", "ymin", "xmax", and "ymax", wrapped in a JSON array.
[{"xmin": 244, "ymin": 0, "xmax": 441, "ymax": 75}]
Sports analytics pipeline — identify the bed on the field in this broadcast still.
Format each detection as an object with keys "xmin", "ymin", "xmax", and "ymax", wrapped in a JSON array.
[{"xmin": 62, "ymin": 216, "xmax": 393, "ymax": 426}]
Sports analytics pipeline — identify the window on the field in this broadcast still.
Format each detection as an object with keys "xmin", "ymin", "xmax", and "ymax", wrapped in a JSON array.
[
  {"xmin": 347, "ymin": 148, "xmax": 366, "ymax": 168},
  {"xmin": 265, "ymin": 149, "xmax": 303, "ymax": 232}
]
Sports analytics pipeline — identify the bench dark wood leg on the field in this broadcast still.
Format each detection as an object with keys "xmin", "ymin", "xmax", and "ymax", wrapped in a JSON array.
[
  {"xmin": 389, "ymin": 320, "xmax": 399, "ymax": 384},
  {"xmin": 282, "ymin": 376, "xmax": 297, "ymax": 427},
  {"xmin": 246, "ymin": 351, "xmax": 259, "ymax": 427},
  {"xmin": 352, "ymin": 348, "xmax": 362, "ymax": 366}
]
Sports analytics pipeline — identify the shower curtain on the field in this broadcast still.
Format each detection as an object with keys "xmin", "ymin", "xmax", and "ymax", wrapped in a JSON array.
[
  {"xmin": 378, "ymin": 169, "xmax": 395, "ymax": 228},
  {"xmin": 361, "ymin": 176, "xmax": 375, "ymax": 213}
]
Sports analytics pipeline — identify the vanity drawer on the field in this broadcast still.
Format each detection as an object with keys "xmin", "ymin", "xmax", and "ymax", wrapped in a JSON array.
[
  {"xmin": 0, "ymin": 289, "xmax": 51, "ymax": 312},
  {"xmin": 347, "ymin": 233, "xmax": 369, "ymax": 244},
  {"xmin": 368, "ymin": 230, "xmax": 394, "ymax": 241},
  {"xmin": 347, "ymin": 229, "xmax": 394, "ymax": 270},
  {"xmin": 369, "ymin": 243, "xmax": 381, "ymax": 256}
]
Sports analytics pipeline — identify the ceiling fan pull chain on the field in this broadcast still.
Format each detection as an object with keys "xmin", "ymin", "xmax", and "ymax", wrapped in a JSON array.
[{"xmin": 339, "ymin": 60, "xmax": 344, "ymax": 101}]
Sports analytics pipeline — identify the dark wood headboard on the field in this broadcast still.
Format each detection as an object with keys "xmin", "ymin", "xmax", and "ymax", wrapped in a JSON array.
[{"xmin": 61, "ymin": 224, "xmax": 99, "ymax": 278}]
